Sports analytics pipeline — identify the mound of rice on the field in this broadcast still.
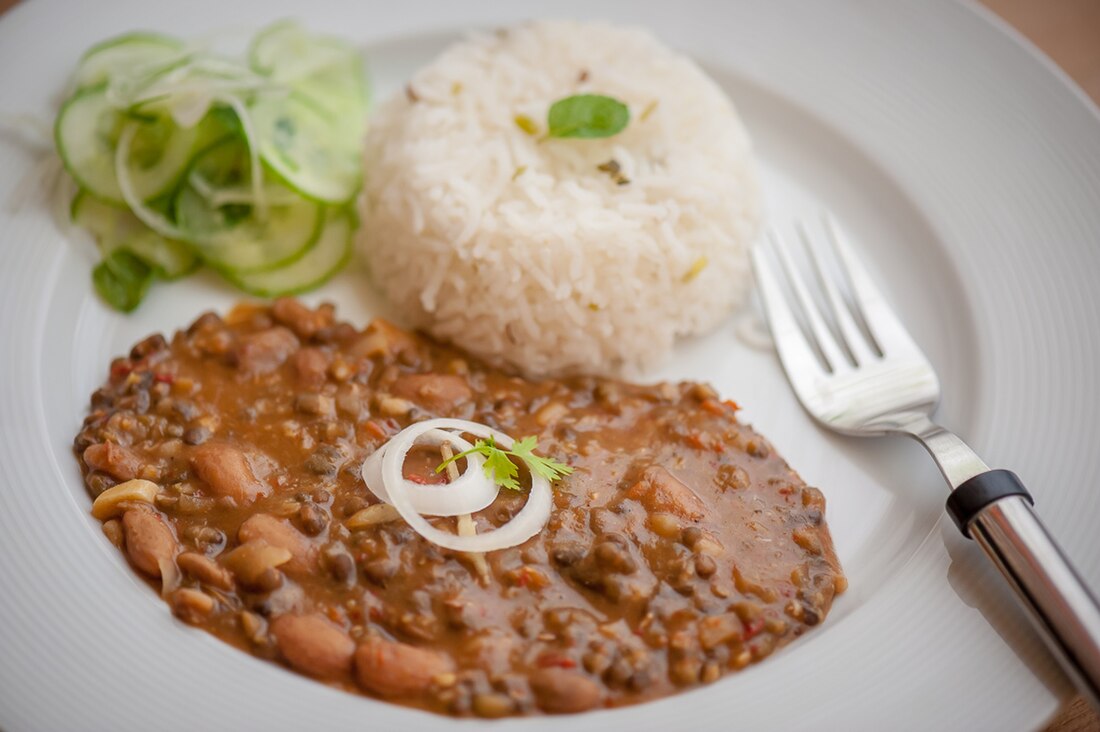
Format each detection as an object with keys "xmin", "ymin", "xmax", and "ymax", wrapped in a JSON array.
[{"xmin": 360, "ymin": 20, "xmax": 761, "ymax": 376}]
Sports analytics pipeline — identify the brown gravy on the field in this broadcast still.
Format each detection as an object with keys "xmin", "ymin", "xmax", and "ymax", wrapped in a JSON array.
[{"xmin": 74, "ymin": 298, "xmax": 845, "ymax": 716}]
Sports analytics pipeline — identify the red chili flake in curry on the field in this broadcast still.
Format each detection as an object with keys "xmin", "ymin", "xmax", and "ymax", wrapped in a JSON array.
[{"xmin": 73, "ymin": 298, "xmax": 846, "ymax": 717}]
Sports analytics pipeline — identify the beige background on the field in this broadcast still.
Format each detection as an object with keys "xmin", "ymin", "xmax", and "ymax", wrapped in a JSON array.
[{"xmin": 0, "ymin": 0, "xmax": 1096, "ymax": 728}]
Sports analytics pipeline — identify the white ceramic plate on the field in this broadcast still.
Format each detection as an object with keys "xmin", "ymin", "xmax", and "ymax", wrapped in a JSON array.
[{"xmin": 1, "ymin": 1, "xmax": 1097, "ymax": 730}]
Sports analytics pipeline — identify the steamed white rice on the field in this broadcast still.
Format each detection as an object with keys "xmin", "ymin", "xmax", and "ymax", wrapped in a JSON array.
[{"xmin": 360, "ymin": 20, "xmax": 761, "ymax": 376}]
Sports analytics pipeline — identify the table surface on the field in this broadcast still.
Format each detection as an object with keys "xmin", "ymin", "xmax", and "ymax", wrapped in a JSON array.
[{"xmin": 0, "ymin": 0, "xmax": 1097, "ymax": 729}]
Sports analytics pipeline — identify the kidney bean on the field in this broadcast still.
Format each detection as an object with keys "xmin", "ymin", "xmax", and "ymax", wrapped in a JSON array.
[
  {"xmin": 355, "ymin": 637, "xmax": 453, "ymax": 698},
  {"xmin": 293, "ymin": 348, "xmax": 331, "ymax": 388},
  {"xmin": 271, "ymin": 612, "xmax": 354, "ymax": 680},
  {"xmin": 190, "ymin": 443, "xmax": 270, "ymax": 504},
  {"xmin": 238, "ymin": 514, "xmax": 315, "ymax": 573},
  {"xmin": 170, "ymin": 587, "xmax": 215, "ymax": 624},
  {"xmin": 177, "ymin": 551, "xmax": 234, "ymax": 590},
  {"xmin": 625, "ymin": 466, "xmax": 706, "ymax": 520},
  {"xmin": 272, "ymin": 297, "xmax": 334, "ymax": 339},
  {"xmin": 83, "ymin": 442, "xmax": 144, "ymax": 481},
  {"xmin": 529, "ymin": 668, "xmax": 604, "ymax": 714},
  {"xmin": 121, "ymin": 505, "xmax": 178, "ymax": 577},
  {"xmin": 232, "ymin": 327, "xmax": 299, "ymax": 376},
  {"xmin": 390, "ymin": 374, "xmax": 471, "ymax": 414}
]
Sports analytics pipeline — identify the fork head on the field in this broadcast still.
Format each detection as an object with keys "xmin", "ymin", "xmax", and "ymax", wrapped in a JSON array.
[{"xmin": 750, "ymin": 213, "xmax": 941, "ymax": 437}]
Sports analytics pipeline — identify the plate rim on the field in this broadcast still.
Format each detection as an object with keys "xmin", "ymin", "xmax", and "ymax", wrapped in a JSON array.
[{"xmin": 1, "ymin": 1, "xmax": 1099, "ymax": 730}]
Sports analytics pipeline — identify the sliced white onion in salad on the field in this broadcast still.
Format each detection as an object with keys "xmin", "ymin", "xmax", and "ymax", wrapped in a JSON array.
[
  {"xmin": 213, "ymin": 93, "xmax": 267, "ymax": 218},
  {"xmin": 115, "ymin": 122, "xmax": 189, "ymax": 240},
  {"xmin": 361, "ymin": 418, "xmax": 553, "ymax": 553}
]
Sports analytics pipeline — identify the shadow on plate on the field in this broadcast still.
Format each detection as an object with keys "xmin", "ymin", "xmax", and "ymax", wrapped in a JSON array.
[{"xmin": 942, "ymin": 521, "xmax": 1069, "ymax": 701}]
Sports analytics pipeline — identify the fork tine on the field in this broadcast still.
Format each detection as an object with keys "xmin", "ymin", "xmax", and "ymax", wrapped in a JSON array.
[
  {"xmin": 750, "ymin": 242, "xmax": 828, "ymax": 385},
  {"xmin": 768, "ymin": 229, "xmax": 851, "ymax": 373},
  {"xmin": 796, "ymin": 220, "xmax": 878, "ymax": 365},
  {"xmin": 821, "ymin": 213, "xmax": 924, "ymax": 358}
]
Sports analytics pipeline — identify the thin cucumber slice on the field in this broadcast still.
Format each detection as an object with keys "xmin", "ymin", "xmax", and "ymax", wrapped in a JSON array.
[
  {"xmin": 186, "ymin": 169, "xmax": 303, "ymax": 208},
  {"xmin": 55, "ymin": 84, "xmax": 201, "ymax": 204},
  {"xmin": 228, "ymin": 207, "xmax": 354, "ymax": 296},
  {"xmin": 248, "ymin": 20, "xmax": 368, "ymax": 107},
  {"xmin": 249, "ymin": 92, "xmax": 362, "ymax": 204},
  {"xmin": 73, "ymin": 32, "xmax": 184, "ymax": 90},
  {"xmin": 175, "ymin": 140, "xmax": 323, "ymax": 273},
  {"xmin": 248, "ymin": 19, "xmax": 367, "ymax": 169},
  {"xmin": 176, "ymin": 182, "xmax": 322, "ymax": 273},
  {"xmin": 249, "ymin": 20, "xmax": 345, "ymax": 77},
  {"xmin": 72, "ymin": 190, "xmax": 198, "ymax": 279}
]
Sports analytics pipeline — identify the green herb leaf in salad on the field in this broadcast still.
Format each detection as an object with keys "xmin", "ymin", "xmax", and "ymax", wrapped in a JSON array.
[
  {"xmin": 436, "ymin": 435, "xmax": 573, "ymax": 492},
  {"xmin": 546, "ymin": 94, "xmax": 630, "ymax": 139},
  {"xmin": 92, "ymin": 250, "xmax": 154, "ymax": 312}
]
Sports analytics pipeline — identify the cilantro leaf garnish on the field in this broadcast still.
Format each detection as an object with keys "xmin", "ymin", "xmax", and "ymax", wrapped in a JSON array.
[{"xmin": 436, "ymin": 435, "xmax": 573, "ymax": 492}]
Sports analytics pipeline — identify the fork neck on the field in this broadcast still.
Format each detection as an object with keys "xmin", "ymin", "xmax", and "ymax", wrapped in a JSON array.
[{"xmin": 890, "ymin": 413, "xmax": 990, "ymax": 490}]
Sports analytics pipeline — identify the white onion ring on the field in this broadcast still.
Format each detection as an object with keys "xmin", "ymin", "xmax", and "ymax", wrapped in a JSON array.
[
  {"xmin": 361, "ymin": 427, "xmax": 494, "ymax": 517},
  {"xmin": 367, "ymin": 418, "xmax": 553, "ymax": 553}
]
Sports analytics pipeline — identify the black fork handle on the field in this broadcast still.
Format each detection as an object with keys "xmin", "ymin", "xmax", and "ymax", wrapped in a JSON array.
[{"xmin": 947, "ymin": 470, "xmax": 1100, "ymax": 710}]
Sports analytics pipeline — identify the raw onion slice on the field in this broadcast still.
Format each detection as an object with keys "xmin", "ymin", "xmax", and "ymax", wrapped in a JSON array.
[
  {"xmin": 361, "ymin": 427, "xmax": 495, "ymax": 517},
  {"xmin": 115, "ymin": 121, "xmax": 188, "ymax": 240},
  {"xmin": 365, "ymin": 418, "xmax": 553, "ymax": 552},
  {"xmin": 213, "ymin": 93, "xmax": 267, "ymax": 218}
]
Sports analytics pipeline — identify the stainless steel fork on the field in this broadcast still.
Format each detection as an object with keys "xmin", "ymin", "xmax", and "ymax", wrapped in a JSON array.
[{"xmin": 752, "ymin": 213, "xmax": 1100, "ymax": 709}]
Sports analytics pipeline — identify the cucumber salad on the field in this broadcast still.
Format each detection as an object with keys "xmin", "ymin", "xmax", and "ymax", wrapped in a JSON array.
[{"xmin": 55, "ymin": 21, "xmax": 367, "ymax": 311}]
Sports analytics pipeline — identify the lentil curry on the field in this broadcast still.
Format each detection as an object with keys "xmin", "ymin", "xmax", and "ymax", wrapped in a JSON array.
[{"xmin": 74, "ymin": 299, "xmax": 846, "ymax": 717}]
